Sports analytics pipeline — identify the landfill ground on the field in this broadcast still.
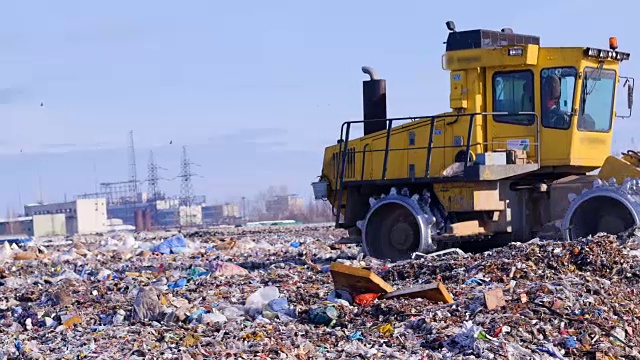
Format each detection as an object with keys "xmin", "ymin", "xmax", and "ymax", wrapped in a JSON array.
[{"xmin": 1, "ymin": 223, "xmax": 640, "ymax": 359}]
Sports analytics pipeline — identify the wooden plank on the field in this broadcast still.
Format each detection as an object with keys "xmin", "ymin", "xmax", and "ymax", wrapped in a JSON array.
[
  {"xmin": 379, "ymin": 282, "xmax": 454, "ymax": 304},
  {"xmin": 329, "ymin": 262, "xmax": 394, "ymax": 295}
]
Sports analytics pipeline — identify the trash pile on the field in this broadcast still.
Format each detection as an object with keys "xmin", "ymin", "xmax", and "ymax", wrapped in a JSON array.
[{"xmin": 0, "ymin": 224, "xmax": 639, "ymax": 359}]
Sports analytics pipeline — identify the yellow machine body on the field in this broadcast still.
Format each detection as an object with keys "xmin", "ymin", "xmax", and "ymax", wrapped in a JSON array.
[
  {"xmin": 323, "ymin": 47, "xmax": 623, "ymax": 195},
  {"xmin": 314, "ymin": 23, "xmax": 636, "ymax": 262}
]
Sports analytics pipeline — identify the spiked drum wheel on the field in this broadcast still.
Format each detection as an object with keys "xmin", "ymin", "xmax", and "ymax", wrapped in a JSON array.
[
  {"xmin": 563, "ymin": 178, "xmax": 640, "ymax": 240},
  {"xmin": 358, "ymin": 187, "xmax": 438, "ymax": 262}
]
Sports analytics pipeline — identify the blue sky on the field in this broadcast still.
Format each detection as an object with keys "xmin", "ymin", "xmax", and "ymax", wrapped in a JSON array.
[{"xmin": 0, "ymin": 0, "xmax": 638, "ymax": 212}]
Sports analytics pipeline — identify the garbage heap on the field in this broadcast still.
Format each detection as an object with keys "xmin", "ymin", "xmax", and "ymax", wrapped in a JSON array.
[{"xmin": 0, "ymin": 224, "xmax": 638, "ymax": 359}]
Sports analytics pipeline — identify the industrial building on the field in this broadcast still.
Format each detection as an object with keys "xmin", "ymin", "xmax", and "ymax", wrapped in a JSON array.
[
  {"xmin": 265, "ymin": 194, "xmax": 305, "ymax": 216},
  {"xmin": 0, "ymin": 216, "xmax": 33, "ymax": 236},
  {"xmin": 202, "ymin": 203, "xmax": 242, "ymax": 226},
  {"xmin": 0, "ymin": 214, "xmax": 67, "ymax": 237},
  {"xmin": 105, "ymin": 202, "xmax": 151, "ymax": 227},
  {"xmin": 24, "ymin": 198, "xmax": 108, "ymax": 235},
  {"xmin": 74, "ymin": 133, "xmax": 212, "ymax": 230},
  {"xmin": 105, "ymin": 197, "xmax": 206, "ymax": 229}
]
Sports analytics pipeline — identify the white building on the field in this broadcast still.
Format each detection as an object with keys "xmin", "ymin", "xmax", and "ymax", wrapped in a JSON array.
[
  {"xmin": 178, "ymin": 205, "xmax": 202, "ymax": 226},
  {"xmin": 24, "ymin": 198, "xmax": 108, "ymax": 235},
  {"xmin": 32, "ymin": 214, "xmax": 67, "ymax": 236}
]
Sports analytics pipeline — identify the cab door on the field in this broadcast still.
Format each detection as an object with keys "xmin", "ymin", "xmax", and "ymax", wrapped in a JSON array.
[
  {"xmin": 486, "ymin": 69, "xmax": 539, "ymax": 163},
  {"xmin": 538, "ymin": 66, "xmax": 577, "ymax": 164}
]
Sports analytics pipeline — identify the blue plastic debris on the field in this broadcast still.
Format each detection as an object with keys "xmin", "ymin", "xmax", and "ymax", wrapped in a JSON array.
[
  {"xmin": 349, "ymin": 330, "xmax": 365, "ymax": 341},
  {"xmin": 188, "ymin": 309, "xmax": 206, "ymax": 322},
  {"xmin": 465, "ymin": 278, "xmax": 485, "ymax": 285},
  {"xmin": 152, "ymin": 234, "xmax": 189, "ymax": 254},
  {"xmin": 564, "ymin": 336, "xmax": 578, "ymax": 348},
  {"xmin": 0, "ymin": 235, "xmax": 32, "ymax": 246},
  {"xmin": 167, "ymin": 278, "xmax": 187, "ymax": 289}
]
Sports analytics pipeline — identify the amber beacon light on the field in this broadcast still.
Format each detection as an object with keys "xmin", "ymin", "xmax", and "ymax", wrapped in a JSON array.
[{"xmin": 610, "ymin": 36, "xmax": 618, "ymax": 50}]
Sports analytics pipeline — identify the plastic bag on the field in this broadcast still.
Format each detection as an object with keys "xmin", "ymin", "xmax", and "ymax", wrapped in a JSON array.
[
  {"xmin": 354, "ymin": 293, "xmax": 380, "ymax": 306},
  {"xmin": 220, "ymin": 305, "xmax": 245, "ymax": 321},
  {"xmin": 244, "ymin": 286, "xmax": 279, "ymax": 317},
  {"xmin": 202, "ymin": 309, "xmax": 227, "ymax": 325},
  {"xmin": 264, "ymin": 297, "xmax": 296, "ymax": 320},
  {"xmin": 328, "ymin": 289, "xmax": 353, "ymax": 305},
  {"xmin": 209, "ymin": 261, "xmax": 249, "ymax": 276},
  {"xmin": 132, "ymin": 287, "xmax": 162, "ymax": 322},
  {"xmin": 152, "ymin": 234, "xmax": 189, "ymax": 254},
  {"xmin": 308, "ymin": 306, "xmax": 339, "ymax": 326},
  {"xmin": 445, "ymin": 321, "xmax": 485, "ymax": 352}
]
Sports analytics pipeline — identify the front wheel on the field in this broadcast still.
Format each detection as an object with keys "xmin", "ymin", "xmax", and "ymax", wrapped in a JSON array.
[
  {"xmin": 359, "ymin": 188, "xmax": 437, "ymax": 262},
  {"xmin": 562, "ymin": 178, "xmax": 640, "ymax": 240}
]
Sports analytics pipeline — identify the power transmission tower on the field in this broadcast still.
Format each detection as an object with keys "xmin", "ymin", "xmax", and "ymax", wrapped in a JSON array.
[
  {"xmin": 147, "ymin": 150, "xmax": 168, "ymax": 228},
  {"xmin": 147, "ymin": 150, "xmax": 160, "ymax": 201},
  {"xmin": 127, "ymin": 130, "xmax": 139, "ymax": 203},
  {"xmin": 178, "ymin": 146, "xmax": 198, "ymax": 226}
]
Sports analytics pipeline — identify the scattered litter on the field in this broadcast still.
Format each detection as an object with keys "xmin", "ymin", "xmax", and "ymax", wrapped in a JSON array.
[{"xmin": 0, "ymin": 225, "xmax": 638, "ymax": 358}]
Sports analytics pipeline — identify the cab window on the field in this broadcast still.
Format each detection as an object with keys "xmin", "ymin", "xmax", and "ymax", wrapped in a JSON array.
[
  {"xmin": 492, "ymin": 70, "xmax": 535, "ymax": 125},
  {"xmin": 578, "ymin": 67, "xmax": 616, "ymax": 132},
  {"xmin": 541, "ymin": 67, "xmax": 577, "ymax": 130}
]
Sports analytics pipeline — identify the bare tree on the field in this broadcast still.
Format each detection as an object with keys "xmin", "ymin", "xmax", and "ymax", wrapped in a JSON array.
[{"xmin": 246, "ymin": 184, "xmax": 333, "ymax": 223}]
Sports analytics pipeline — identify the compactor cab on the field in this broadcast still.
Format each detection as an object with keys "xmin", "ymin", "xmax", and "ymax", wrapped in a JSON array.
[
  {"xmin": 312, "ymin": 21, "xmax": 636, "ymax": 262},
  {"xmin": 442, "ymin": 26, "xmax": 632, "ymax": 171}
]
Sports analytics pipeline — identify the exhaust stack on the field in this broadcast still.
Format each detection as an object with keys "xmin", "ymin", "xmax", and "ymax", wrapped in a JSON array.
[{"xmin": 362, "ymin": 66, "xmax": 387, "ymax": 136}]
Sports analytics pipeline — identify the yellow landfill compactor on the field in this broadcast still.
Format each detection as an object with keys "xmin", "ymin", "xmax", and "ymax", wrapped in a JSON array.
[{"xmin": 311, "ymin": 21, "xmax": 638, "ymax": 262}]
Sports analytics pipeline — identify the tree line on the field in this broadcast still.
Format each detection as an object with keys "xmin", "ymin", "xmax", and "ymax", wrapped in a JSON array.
[{"xmin": 244, "ymin": 185, "xmax": 333, "ymax": 223}]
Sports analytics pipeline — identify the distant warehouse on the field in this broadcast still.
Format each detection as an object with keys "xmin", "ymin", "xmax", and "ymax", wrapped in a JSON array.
[{"xmin": 21, "ymin": 198, "xmax": 108, "ymax": 235}]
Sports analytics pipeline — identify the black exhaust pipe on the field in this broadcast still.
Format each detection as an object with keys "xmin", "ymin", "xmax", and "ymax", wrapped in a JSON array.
[{"xmin": 362, "ymin": 66, "xmax": 387, "ymax": 136}]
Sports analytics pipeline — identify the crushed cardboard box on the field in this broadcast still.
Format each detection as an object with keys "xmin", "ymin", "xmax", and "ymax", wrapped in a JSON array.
[{"xmin": 330, "ymin": 262, "xmax": 454, "ymax": 304}]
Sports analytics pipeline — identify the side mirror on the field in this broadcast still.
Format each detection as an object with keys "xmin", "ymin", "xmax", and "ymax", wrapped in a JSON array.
[
  {"xmin": 628, "ymin": 80, "xmax": 634, "ymax": 110},
  {"xmin": 618, "ymin": 76, "xmax": 635, "ymax": 118}
]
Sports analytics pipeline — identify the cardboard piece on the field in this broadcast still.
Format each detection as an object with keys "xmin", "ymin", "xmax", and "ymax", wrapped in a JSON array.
[
  {"xmin": 379, "ymin": 282, "xmax": 454, "ymax": 304},
  {"xmin": 13, "ymin": 252, "xmax": 40, "ymax": 261},
  {"xmin": 483, "ymin": 288, "xmax": 506, "ymax": 310},
  {"xmin": 329, "ymin": 262, "xmax": 394, "ymax": 295}
]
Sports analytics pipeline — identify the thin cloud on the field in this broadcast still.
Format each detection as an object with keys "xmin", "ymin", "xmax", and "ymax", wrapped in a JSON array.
[
  {"xmin": 0, "ymin": 87, "xmax": 27, "ymax": 104},
  {"xmin": 209, "ymin": 127, "xmax": 288, "ymax": 142},
  {"xmin": 0, "ymin": 140, "xmax": 124, "ymax": 155}
]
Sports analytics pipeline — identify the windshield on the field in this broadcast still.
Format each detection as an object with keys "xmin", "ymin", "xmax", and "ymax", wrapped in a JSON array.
[{"xmin": 578, "ymin": 66, "xmax": 616, "ymax": 132}]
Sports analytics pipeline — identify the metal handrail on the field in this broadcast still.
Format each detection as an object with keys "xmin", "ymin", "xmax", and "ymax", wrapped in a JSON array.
[
  {"xmin": 333, "ymin": 111, "xmax": 541, "ymax": 228},
  {"xmin": 353, "ymin": 140, "xmax": 541, "ymax": 180}
]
